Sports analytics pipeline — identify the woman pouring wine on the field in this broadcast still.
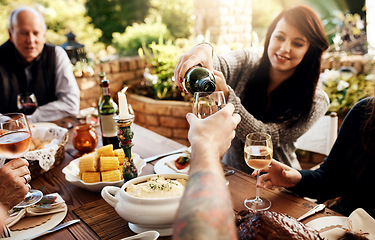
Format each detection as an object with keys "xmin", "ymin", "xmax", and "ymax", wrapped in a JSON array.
[{"xmin": 174, "ymin": 5, "xmax": 329, "ymax": 172}]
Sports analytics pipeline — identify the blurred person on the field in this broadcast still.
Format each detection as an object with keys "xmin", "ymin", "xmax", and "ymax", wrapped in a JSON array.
[
  {"xmin": 0, "ymin": 158, "xmax": 30, "ymax": 210},
  {"xmin": 173, "ymin": 103, "xmax": 241, "ymax": 240},
  {"xmin": 0, "ymin": 6, "xmax": 80, "ymax": 122},
  {"xmin": 174, "ymin": 5, "xmax": 329, "ymax": 172},
  {"xmin": 255, "ymin": 97, "xmax": 375, "ymax": 218}
]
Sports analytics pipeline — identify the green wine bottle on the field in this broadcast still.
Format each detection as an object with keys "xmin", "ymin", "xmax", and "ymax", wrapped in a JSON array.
[
  {"xmin": 99, "ymin": 78, "xmax": 120, "ymax": 149},
  {"xmin": 97, "ymin": 72, "xmax": 106, "ymax": 108},
  {"xmin": 183, "ymin": 67, "xmax": 216, "ymax": 95}
]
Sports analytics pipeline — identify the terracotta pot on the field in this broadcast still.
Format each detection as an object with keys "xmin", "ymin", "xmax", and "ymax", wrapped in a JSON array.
[{"xmin": 72, "ymin": 123, "xmax": 98, "ymax": 153}]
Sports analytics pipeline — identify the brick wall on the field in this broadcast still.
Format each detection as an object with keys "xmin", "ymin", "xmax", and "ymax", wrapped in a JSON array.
[
  {"xmin": 75, "ymin": 57, "xmax": 146, "ymax": 109},
  {"xmin": 127, "ymin": 94, "xmax": 191, "ymax": 146},
  {"xmin": 321, "ymin": 53, "xmax": 371, "ymax": 73}
]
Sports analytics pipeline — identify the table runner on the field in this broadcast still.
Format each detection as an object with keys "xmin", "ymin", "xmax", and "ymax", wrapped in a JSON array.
[
  {"xmin": 73, "ymin": 199, "xmax": 131, "ymax": 240},
  {"xmin": 73, "ymin": 199, "xmax": 171, "ymax": 240}
]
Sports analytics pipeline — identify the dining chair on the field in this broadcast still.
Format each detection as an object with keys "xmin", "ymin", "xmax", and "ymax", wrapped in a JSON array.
[{"xmin": 295, "ymin": 112, "xmax": 338, "ymax": 166}]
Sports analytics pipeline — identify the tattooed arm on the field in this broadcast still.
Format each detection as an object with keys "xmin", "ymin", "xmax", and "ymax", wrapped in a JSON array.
[{"xmin": 173, "ymin": 104, "xmax": 240, "ymax": 240}]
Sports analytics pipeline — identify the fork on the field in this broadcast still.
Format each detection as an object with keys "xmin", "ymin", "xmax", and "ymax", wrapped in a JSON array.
[{"xmin": 1, "ymin": 224, "xmax": 12, "ymax": 238}]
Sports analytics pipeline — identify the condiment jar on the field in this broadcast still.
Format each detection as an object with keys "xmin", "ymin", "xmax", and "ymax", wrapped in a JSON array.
[{"xmin": 73, "ymin": 123, "xmax": 98, "ymax": 153}]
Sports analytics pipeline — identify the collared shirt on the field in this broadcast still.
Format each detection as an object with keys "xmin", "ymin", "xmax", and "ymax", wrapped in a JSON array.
[{"xmin": 30, "ymin": 46, "xmax": 80, "ymax": 122}]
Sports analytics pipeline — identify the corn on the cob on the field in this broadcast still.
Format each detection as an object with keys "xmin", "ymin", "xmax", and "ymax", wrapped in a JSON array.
[
  {"xmin": 119, "ymin": 164, "xmax": 124, "ymax": 179},
  {"xmin": 96, "ymin": 144, "xmax": 115, "ymax": 157},
  {"xmin": 101, "ymin": 170, "xmax": 121, "ymax": 182},
  {"xmin": 100, "ymin": 156, "xmax": 119, "ymax": 171},
  {"xmin": 114, "ymin": 149, "xmax": 125, "ymax": 165},
  {"xmin": 81, "ymin": 172, "xmax": 101, "ymax": 183},
  {"xmin": 79, "ymin": 153, "xmax": 99, "ymax": 172}
]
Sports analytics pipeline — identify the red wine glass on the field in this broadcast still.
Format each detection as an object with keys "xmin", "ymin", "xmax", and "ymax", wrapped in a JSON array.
[{"xmin": 17, "ymin": 92, "xmax": 38, "ymax": 117}]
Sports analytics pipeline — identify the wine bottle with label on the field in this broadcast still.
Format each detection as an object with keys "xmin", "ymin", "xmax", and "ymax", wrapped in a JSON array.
[
  {"xmin": 99, "ymin": 78, "xmax": 120, "ymax": 149},
  {"xmin": 183, "ymin": 66, "xmax": 216, "ymax": 95}
]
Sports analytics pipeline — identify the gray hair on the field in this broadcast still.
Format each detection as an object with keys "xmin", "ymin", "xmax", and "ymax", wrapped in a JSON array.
[{"xmin": 8, "ymin": 6, "xmax": 46, "ymax": 32}]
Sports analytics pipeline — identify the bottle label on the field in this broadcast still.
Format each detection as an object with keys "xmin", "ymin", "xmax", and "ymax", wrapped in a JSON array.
[
  {"xmin": 100, "ymin": 114, "xmax": 117, "ymax": 137},
  {"xmin": 103, "ymin": 87, "xmax": 110, "ymax": 96}
]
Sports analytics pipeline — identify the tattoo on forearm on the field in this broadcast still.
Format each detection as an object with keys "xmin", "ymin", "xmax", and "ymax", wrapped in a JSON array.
[{"xmin": 173, "ymin": 172, "xmax": 237, "ymax": 240}]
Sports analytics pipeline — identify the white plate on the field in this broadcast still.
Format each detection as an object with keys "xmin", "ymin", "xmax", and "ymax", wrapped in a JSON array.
[
  {"xmin": 62, "ymin": 153, "xmax": 146, "ymax": 192},
  {"xmin": 306, "ymin": 216, "xmax": 348, "ymax": 231},
  {"xmin": 30, "ymin": 122, "xmax": 59, "ymax": 129},
  {"xmin": 8, "ymin": 204, "xmax": 68, "ymax": 239},
  {"xmin": 153, "ymin": 154, "xmax": 189, "ymax": 174}
]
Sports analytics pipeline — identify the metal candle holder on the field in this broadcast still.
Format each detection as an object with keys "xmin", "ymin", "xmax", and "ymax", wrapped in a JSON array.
[{"xmin": 114, "ymin": 115, "xmax": 138, "ymax": 182}]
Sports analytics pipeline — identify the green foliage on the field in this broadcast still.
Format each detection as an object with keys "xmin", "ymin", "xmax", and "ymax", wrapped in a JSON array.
[
  {"xmin": 135, "ymin": 39, "xmax": 193, "ymax": 101},
  {"xmin": 85, "ymin": 0, "xmax": 150, "ymax": 45},
  {"xmin": 112, "ymin": 20, "xmax": 171, "ymax": 56},
  {"xmin": 319, "ymin": 69, "xmax": 374, "ymax": 117},
  {"xmin": 0, "ymin": 0, "xmax": 104, "ymax": 59},
  {"xmin": 149, "ymin": 0, "xmax": 194, "ymax": 39},
  {"xmin": 111, "ymin": 0, "xmax": 193, "ymax": 57}
]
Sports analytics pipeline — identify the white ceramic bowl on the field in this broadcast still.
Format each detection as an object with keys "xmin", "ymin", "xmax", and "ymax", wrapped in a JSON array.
[
  {"xmin": 101, "ymin": 173, "xmax": 188, "ymax": 236},
  {"xmin": 62, "ymin": 153, "xmax": 146, "ymax": 192}
]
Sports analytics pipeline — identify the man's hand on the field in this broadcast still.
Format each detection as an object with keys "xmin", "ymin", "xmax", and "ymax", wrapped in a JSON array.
[{"xmin": 0, "ymin": 158, "xmax": 30, "ymax": 210}]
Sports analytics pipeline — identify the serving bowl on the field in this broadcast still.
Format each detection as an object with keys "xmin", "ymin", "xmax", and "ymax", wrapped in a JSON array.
[
  {"xmin": 101, "ymin": 173, "xmax": 188, "ymax": 236},
  {"xmin": 62, "ymin": 153, "xmax": 146, "ymax": 192}
]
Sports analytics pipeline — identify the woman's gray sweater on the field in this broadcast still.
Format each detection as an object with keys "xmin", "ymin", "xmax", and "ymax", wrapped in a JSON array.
[{"xmin": 213, "ymin": 49, "xmax": 329, "ymax": 172}]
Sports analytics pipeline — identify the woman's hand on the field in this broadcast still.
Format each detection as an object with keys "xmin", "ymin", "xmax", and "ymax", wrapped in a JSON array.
[
  {"xmin": 174, "ymin": 43, "xmax": 214, "ymax": 92},
  {"xmin": 252, "ymin": 159, "xmax": 302, "ymax": 189},
  {"xmin": 213, "ymin": 70, "xmax": 230, "ymax": 100}
]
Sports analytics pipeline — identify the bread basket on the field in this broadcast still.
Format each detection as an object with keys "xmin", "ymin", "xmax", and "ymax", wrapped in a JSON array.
[{"xmin": 25, "ymin": 123, "xmax": 69, "ymax": 178}]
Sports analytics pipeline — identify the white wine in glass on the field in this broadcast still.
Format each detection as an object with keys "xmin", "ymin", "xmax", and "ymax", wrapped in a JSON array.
[
  {"xmin": 192, "ymin": 91, "xmax": 226, "ymax": 119},
  {"xmin": 244, "ymin": 132, "xmax": 273, "ymax": 211},
  {"xmin": 0, "ymin": 113, "xmax": 43, "ymax": 208}
]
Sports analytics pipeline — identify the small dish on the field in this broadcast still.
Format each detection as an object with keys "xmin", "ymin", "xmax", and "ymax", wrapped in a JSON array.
[
  {"xmin": 62, "ymin": 153, "xmax": 146, "ymax": 192},
  {"xmin": 154, "ymin": 153, "xmax": 189, "ymax": 174},
  {"xmin": 306, "ymin": 216, "xmax": 348, "ymax": 231}
]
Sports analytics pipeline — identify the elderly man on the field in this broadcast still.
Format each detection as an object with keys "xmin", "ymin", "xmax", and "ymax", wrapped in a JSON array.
[{"xmin": 0, "ymin": 6, "xmax": 80, "ymax": 122}]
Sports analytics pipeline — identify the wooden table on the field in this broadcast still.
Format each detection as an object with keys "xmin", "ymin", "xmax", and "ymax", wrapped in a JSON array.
[{"xmin": 27, "ymin": 118, "xmax": 340, "ymax": 239}]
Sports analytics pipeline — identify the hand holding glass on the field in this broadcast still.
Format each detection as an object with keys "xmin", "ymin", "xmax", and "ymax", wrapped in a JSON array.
[
  {"xmin": 244, "ymin": 132, "xmax": 273, "ymax": 211},
  {"xmin": 0, "ymin": 113, "xmax": 43, "ymax": 208}
]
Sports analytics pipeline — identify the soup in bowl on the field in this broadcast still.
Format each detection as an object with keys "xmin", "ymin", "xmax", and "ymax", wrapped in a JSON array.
[{"xmin": 101, "ymin": 173, "xmax": 188, "ymax": 236}]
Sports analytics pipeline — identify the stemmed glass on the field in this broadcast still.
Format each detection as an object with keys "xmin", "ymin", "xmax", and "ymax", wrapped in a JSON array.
[
  {"xmin": 17, "ymin": 92, "xmax": 38, "ymax": 119},
  {"xmin": 192, "ymin": 91, "xmax": 226, "ymax": 119},
  {"xmin": 244, "ymin": 132, "xmax": 273, "ymax": 211},
  {"xmin": 0, "ymin": 113, "xmax": 43, "ymax": 208}
]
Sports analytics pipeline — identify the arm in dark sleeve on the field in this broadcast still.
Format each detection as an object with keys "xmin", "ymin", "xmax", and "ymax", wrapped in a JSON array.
[{"xmin": 289, "ymin": 98, "xmax": 371, "ymax": 201}]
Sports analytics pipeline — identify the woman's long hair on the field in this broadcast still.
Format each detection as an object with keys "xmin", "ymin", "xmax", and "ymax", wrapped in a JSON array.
[{"xmin": 243, "ymin": 5, "xmax": 329, "ymax": 127}]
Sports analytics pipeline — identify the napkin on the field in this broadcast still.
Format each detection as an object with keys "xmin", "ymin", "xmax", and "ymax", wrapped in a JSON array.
[
  {"xmin": 6, "ymin": 193, "xmax": 66, "ymax": 228},
  {"xmin": 320, "ymin": 208, "xmax": 375, "ymax": 239}
]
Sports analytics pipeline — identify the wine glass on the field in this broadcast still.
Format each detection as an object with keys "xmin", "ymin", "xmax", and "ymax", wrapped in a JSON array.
[
  {"xmin": 244, "ymin": 132, "xmax": 273, "ymax": 211},
  {"xmin": 0, "ymin": 113, "xmax": 43, "ymax": 208},
  {"xmin": 192, "ymin": 91, "xmax": 226, "ymax": 119},
  {"xmin": 17, "ymin": 92, "xmax": 38, "ymax": 118}
]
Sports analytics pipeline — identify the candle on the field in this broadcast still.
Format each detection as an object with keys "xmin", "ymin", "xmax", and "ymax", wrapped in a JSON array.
[{"xmin": 118, "ymin": 87, "xmax": 131, "ymax": 119}]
